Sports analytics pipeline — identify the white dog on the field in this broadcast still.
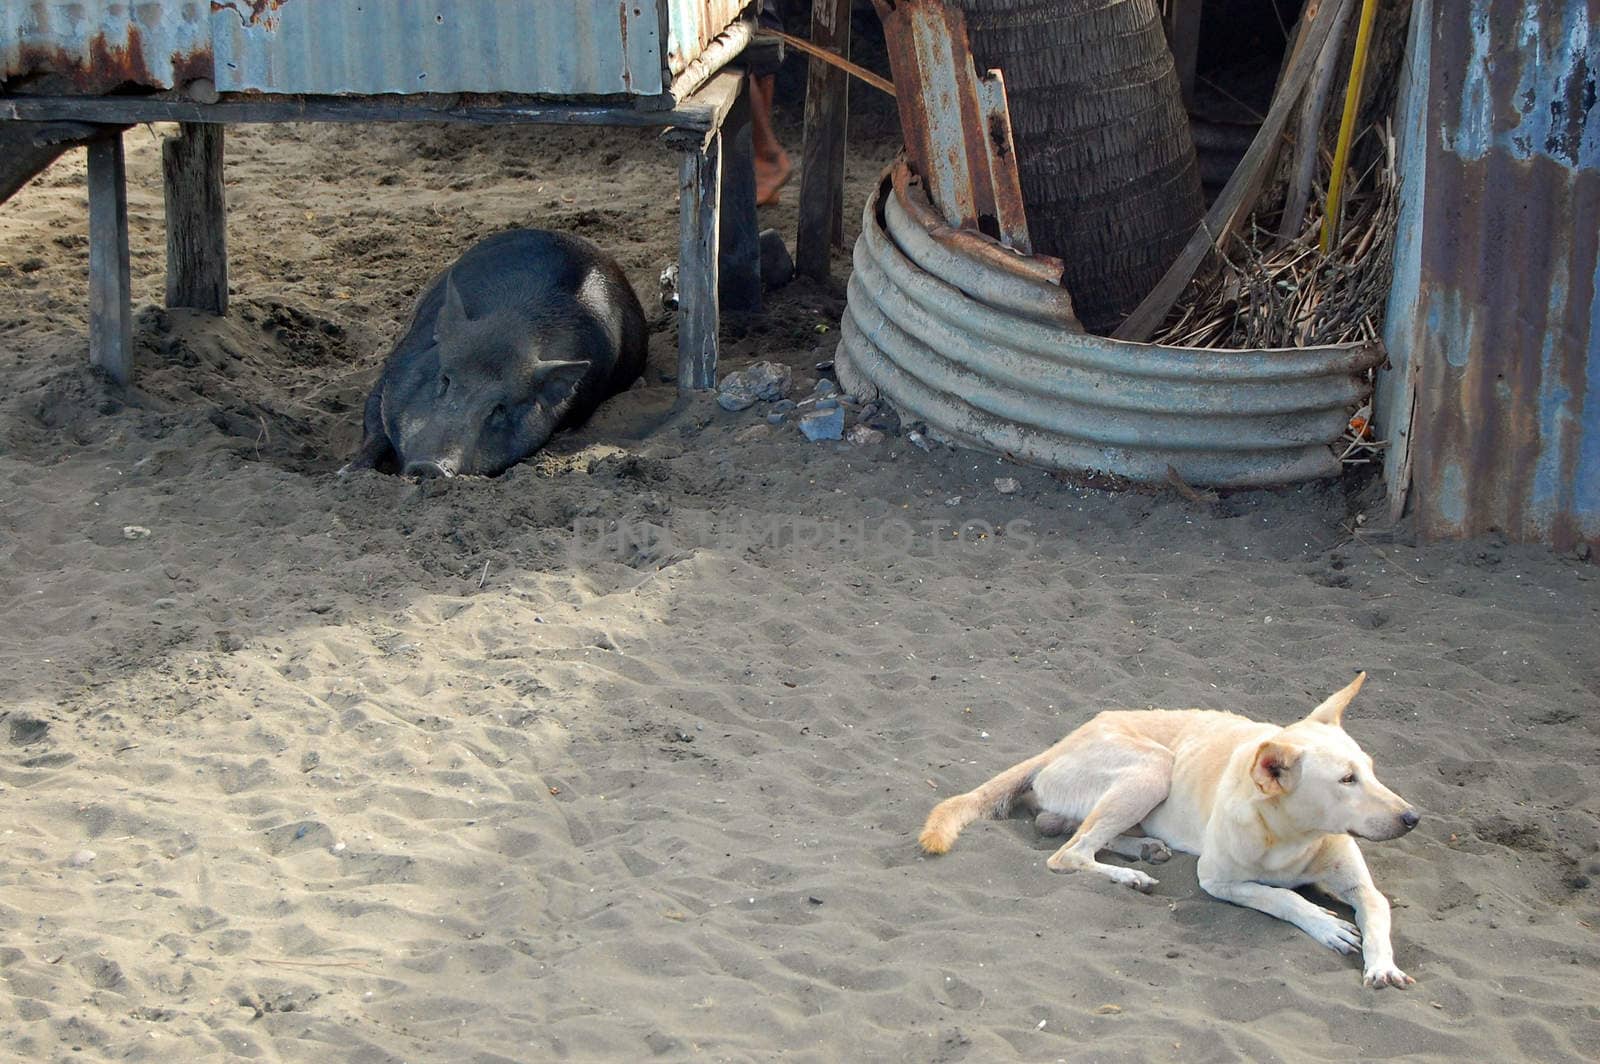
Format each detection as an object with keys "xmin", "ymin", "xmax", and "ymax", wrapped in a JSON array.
[{"xmin": 920, "ymin": 673, "xmax": 1418, "ymax": 988}]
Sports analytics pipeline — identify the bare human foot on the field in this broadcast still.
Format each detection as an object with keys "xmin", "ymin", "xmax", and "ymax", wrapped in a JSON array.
[{"xmin": 749, "ymin": 74, "xmax": 792, "ymax": 206}]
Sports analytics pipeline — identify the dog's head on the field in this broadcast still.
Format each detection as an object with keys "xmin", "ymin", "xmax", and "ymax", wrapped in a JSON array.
[{"xmin": 1249, "ymin": 673, "xmax": 1419, "ymax": 841}]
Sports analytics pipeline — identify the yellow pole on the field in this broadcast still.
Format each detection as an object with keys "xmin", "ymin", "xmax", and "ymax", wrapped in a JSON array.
[{"xmin": 1320, "ymin": 0, "xmax": 1380, "ymax": 254}]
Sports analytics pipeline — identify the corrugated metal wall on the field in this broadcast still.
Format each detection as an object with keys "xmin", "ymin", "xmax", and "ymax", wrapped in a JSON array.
[
  {"xmin": 1, "ymin": 1, "xmax": 747, "ymax": 98},
  {"xmin": 1381, "ymin": 0, "xmax": 1599, "ymax": 549}
]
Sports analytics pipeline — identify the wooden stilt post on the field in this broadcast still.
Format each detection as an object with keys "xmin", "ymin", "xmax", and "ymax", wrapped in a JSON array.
[
  {"xmin": 1164, "ymin": 0, "xmax": 1202, "ymax": 110},
  {"xmin": 162, "ymin": 122, "xmax": 229, "ymax": 314},
  {"xmin": 795, "ymin": 0, "xmax": 851, "ymax": 280},
  {"xmin": 677, "ymin": 130, "xmax": 723, "ymax": 390},
  {"xmin": 718, "ymin": 76, "xmax": 762, "ymax": 315},
  {"xmin": 86, "ymin": 132, "xmax": 132, "ymax": 386}
]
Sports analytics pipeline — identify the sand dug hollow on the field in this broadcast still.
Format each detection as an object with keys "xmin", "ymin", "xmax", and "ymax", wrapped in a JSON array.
[{"xmin": 0, "ymin": 121, "xmax": 1597, "ymax": 1062}]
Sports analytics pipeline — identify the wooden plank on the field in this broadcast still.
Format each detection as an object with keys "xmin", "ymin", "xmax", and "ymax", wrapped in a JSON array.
[
  {"xmin": 1163, "ymin": 0, "xmax": 1203, "ymax": 110},
  {"xmin": 2, "ymin": 123, "xmax": 88, "ymax": 206},
  {"xmin": 677, "ymin": 132, "xmax": 723, "ymax": 391},
  {"xmin": 717, "ymin": 77, "xmax": 762, "ymax": 314},
  {"xmin": 1113, "ymin": 0, "xmax": 1341, "ymax": 342},
  {"xmin": 660, "ymin": 70, "xmax": 745, "ymax": 152},
  {"xmin": 162, "ymin": 123, "xmax": 229, "ymax": 314},
  {"xmin": 86, "ymin": 133, "xmax": 132, "ymax": 386},
  {"xmin": 2, "ymin": 90, "xmax": 732, "ymax": 131},
  {"xmin": 795, "ymin": 0, "xmax": 851, "ymax": 280}
]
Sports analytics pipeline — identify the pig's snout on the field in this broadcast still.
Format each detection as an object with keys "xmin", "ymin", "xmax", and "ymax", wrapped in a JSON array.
[{"xmin": 404, "ymin": 459, "xmax": 456, "ymax": 479}]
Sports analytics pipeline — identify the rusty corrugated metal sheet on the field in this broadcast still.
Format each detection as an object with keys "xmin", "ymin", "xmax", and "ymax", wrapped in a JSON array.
[
  {"xmin": 838, "ymin": 166, "xmax": 1385, "ymax": 487},
  {"xmin": 665, "ymin": 0, "xmax": 749, "ymax": 78},
  {"xmin": 0, "ymin": 0, "xmax": 213, "ymax": 93},
  {"xmin": 871, "ymin": 0, "xmax": 1032, "ymax": 254},
  {"xmin": 1, "ymin": 1, "xmax": 746, "ymax": 98},
  {"xmin": 1380, "ymin": 0, "xmax": 1599, "ymax": 549}
]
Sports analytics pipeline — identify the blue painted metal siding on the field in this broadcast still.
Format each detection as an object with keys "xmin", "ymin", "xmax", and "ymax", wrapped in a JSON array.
[
  {"xmin": 1382, "ymin": 0, "xmax": 1600, "ymax": 548},
  {"xmin": 1, "ymin": 1, "xmax": 747, "ymax": 97}
]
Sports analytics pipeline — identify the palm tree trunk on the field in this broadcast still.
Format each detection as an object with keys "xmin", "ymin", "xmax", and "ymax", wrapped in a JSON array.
[{"xmin": 955, "ymin": 0, "xmax": 1204, "ymax": 332}]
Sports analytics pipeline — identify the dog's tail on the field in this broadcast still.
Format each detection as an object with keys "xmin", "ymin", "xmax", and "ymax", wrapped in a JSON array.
[{"xmin": 919, "ymin": 749, "xmax": 1055, "ymax": 855}]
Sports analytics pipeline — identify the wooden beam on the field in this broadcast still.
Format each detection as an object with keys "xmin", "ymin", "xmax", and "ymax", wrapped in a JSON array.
[
  {"xmin": 86, "ymin": 133, "xmax": 132, "ymax": 386},
  {"xmin": 677, "ymin": 131, "xmax": 723, "ymax": 391},
  {"xmin": 2, "ymin": 120, "xmax": 132, "ymax": 209},
  {"xmin": 162, "ymin": 123, "xmax": 229, "ymax": 314},
  {"xmin": 2, "ymin": 90, "xmax": 734, "ymax": 131},
  {"xmin": 659, "ymin": 70, "xmax": 745, "ymax": 152},
  {"xmin": 795, "ymin": 0, "xmax": 851, "ymax": 280},
  {"xmin": 718, "ymin": 77, "xmax": 762, "ymax": 314}
]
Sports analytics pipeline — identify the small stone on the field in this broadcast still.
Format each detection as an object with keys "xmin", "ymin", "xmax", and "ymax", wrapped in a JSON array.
[
  {"xmin": 1576, "ymin": 542, "xmax": 1593, "ymax": 561},
  {"xmin": 846, "ymin": 425, "xmax": 884, "ymax": 446},
  {"xmin": 798, "ymin": 406, "xmax": 845, "ymax": 441},
  {"xmin": 814, "ymin": 359, "xmax": 834, "ymax": 372},
  {"xmin": 813, "ymin": 378, "xmax": 836, "ymax": 396},
  {"xmin": 734, "ymin": 423, "xmax": 771, "ymax": 443},
  {"xmin": 69, "ymin": 849, "xmax": 96, "ymax": 867},
  {"xmin": 766, "ymin": 411, "xmax": 788, "ymax": 426},
  {"xmin": 758, "ymin": 229, "xmax": 795, "ymax": 289},
  {"xmin": 816, "ymin": 397, "xmax": 838, "ymax": 411},
  {"xmin": 123, "ymin": 525, "xmax": 152, "ymax": 540},
  {"xmin": 331, "ymin": 841, "xmax": 347, "ymax": 855},
  {"xmin": 718, "ymin": 361, "xmax": 794, "ymax": 410},
  {"xmin": 994, "ymin": 477, "xmax": 1020, "ymax": 495},
  {"xmin": 908, "ymin": 431, "xmax": 933, "ymax": 453},
  {"xmin": 945, "ymin": 496, "xmax": 962, "ymax": 506}
]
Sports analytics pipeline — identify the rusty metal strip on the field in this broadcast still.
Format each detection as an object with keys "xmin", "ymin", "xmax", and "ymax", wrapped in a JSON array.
[{"xmin": 872, "ymin": 0, "xmax": 1030, "ymax": 254}]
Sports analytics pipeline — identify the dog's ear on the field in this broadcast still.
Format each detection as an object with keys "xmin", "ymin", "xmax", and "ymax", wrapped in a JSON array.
[
  {"xmin": 1251, "ymin": 740, "xmax": 1302, "ymax": 797},
  {"xmin": 1305, "ymin": 671, "xmax": 1366, "ymax": 727}
]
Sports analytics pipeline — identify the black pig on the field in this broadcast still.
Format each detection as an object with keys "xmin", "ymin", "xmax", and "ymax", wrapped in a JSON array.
[{"xmin": 342, "ymin": 229, "xmax": 646, "ymax": 478}]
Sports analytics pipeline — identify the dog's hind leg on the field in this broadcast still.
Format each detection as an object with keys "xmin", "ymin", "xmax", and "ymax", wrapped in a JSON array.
[
  {"xmin": 1037, "ymin": 747, "xmax": 1172, "ymax": 891},
  {"xmin": 1034, "ymin": 813, "xmax": 1172, "ymax": 864}
]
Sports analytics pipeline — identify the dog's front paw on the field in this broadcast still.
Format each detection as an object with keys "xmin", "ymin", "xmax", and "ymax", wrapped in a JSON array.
[
  {"xmin": 1307, "ymin": 911, "xmax": 1362, "ymax": 954},
  {"xmin": 1109, "ymin": 867, "xmax": 1158, "ymax": 893},
  {"xmin": 1362, "ymin": 963, "xmax": 1414, "ymax": 989}
]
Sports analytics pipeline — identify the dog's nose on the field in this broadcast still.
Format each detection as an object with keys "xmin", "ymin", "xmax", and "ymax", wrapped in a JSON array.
[{"xmin": 1400, "ymin": 810, "xmax": 1420, "ymax": 831}]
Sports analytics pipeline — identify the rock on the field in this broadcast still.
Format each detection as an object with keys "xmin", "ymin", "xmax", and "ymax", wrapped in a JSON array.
[
  {"xmin": 718, "ymin": 361, "xmax": 794, "ymax": 411},
  {"xmin": 771, "ymin": 399, "xmax": 797, "ymax": 415},
  {"xmin": 766, "ymin": 411, "xmax": 788, "ymax": 426},
  {"xmin": 798, "ymin": 406, "xmax": 845, "ymax": 441},
  {"xmin": 814, "ymin": 358, "xmax": 834, "ymax": 372},
  {"xmin": 68, "ymin": 849, "xmax": 96, "ymax": 867},
  {"xmin": 813, "ymin": 378, "xmax": 836, "ymax": 396},
  {"xmin": 759, "ymin": 229, "xmax": 795, "ymax": 289},
  {"xmin": 945, "ymin": 496, "xmax": 962, "ymax": 506},
  {"xmin": 908, "ymin": 431, "xmax": 933, "ymax": 452},
  {"xmin": 123, "ymin": 525, "xmax": 151, "ymax": 540},
  {"xmin": 847, "ymin": 425, "xmax": 885, "ymax": 446},
  {"xmin": 994, "ymin": 477, "xmax": 1020, "ymax": 495},
  {"xmin": 817, "ymin": 397, "xmax": 838, "ymax": 411},
  {"xmin": 734, "ymin": 423, "xmax": 771, "ymax": 443},
  {"xmin": 867, "ymin": 408, "xmax": 901, "ymax": 436}
]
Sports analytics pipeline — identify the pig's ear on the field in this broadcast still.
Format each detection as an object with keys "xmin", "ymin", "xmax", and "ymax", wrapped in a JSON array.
[
  {"xmin": 435, "ymin": 273, "xmax": 470, "ymax": 339},
  {"xmin": 532, "ymin": 358, "xmax": 589, "ymax": 382}
]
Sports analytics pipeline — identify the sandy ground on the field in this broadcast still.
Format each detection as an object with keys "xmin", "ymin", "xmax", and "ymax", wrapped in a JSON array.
[{"xmin": 1, "ymin": 110, "xmax": 1598, "ymax": 1064}]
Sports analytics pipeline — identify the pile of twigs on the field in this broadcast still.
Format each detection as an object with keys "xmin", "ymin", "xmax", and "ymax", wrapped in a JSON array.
[{"xmin": 1151, "ymin": 121, "xmax": 1398, "ymax": 352}]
